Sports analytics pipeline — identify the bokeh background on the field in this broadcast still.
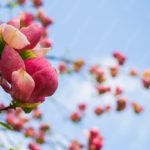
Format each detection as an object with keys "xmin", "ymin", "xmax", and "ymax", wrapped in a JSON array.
[
  {"xmin": 49, "ymin": 0, "xmax": 150, "ymax": 149},
  {"xmin": 0, "ymin": 0, "xmax": 150, "ymax": 150}
]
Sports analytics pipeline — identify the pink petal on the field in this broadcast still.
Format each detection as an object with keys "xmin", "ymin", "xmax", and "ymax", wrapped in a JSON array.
[
  {"xmin": 32, "ymin": 67, "xmax": 58, "ymax": 98},
  {"xmin": 2, "ymin": 24, "xmax": 30, "ymax": 50},
  {"xmin": 20, "ymin": 12, "xmax": 34, "ymax": 27},
  {"xmin": 20, "ymin": 23, "xmax": 42, "ymax": 50},
  {"xmin": 1, "ymin": 46, "xmax": 25, "ymax": 82},
  {"xmin": 24, "ymin": 57, "xmax": 51, "ymax": 76},
  {"xmin": 7, "ymin": 17, "xmax": 20, "ymax": 29},
  {"xmin": 11, "ymin": 69, "xmax": 35, "ymax": 102}
]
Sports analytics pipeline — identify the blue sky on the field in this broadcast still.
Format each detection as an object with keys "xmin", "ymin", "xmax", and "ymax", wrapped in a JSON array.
[
  {"xmin": 44, "ymin": 0, "xmax": 150, "ymax": 150},
  {"xmin": 0, "ymin": 0, "xmax": 150, "ymax": 150}
]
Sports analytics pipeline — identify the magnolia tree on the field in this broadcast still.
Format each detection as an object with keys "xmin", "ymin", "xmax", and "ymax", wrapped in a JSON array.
[{"xmin": 0, "ymin": 0, "xmax": 148, "ymax": 150}]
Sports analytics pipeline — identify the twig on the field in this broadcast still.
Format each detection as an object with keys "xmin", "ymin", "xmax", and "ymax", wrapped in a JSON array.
[{"xmin": 0, "ymin": 105, "xmax": 14, "ymax": 112}]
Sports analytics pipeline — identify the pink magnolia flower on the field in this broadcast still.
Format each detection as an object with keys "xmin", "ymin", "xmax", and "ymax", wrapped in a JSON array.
[
  {"xmin": 0, "ymin": 18, "xmax": 58, "ymax": 107},
  {"xmin": 9, "ymin": 58, "xmax": 58, "ymax": 103}
]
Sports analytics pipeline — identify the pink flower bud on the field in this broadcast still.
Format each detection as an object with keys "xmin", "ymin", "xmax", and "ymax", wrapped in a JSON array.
[
  {"xmin": 32, "ymin": 0, "xmax": 43, "ymax": 7},
  {"xmin": 96, "ymin": 85, "xmax": 111, "ymax": 94},
  {"xmin": 35, "ymin": 131, "xmax": 45, "ymax": 144},
  {"xmin": 33, "ymin": 108, "xmax": 42, "ymax": 119},
  {"xmin": 115, "ymin": 86, "xmax": 123, "ymax": 96},
  {"xmin": 29, "ymin": 143, "xmax": 41, "ymax": 150},
  {"xmin": 11, "ymin": 69, "xmax": 35, "ymax": 102},
  {"xmin": 89, "ymin": 128, "xmax": 100, "ymax": 140},
  {"xmin": 69, "ymin": 140, "xmax": 83, "ymax": 150},
  {"xmin": 94, "ymin": 106, "xmax": 104, "ymax": 116},
  {"xmin": 40, "ymin": 38, "xmax": 53, "ymax": 48},
  {"xmin": 78, "ymin": 103, "xmax": 87, "ymax": 111},
  {"xmin": 89, "ymin": 65, "xmax": 99, "ymax": 74},
  {"xmin": 37, "ymin": 10, "xmax": 53, "ymax": 27},
  {"xmin": 58, "ymin": 62, "xmax": 67, "ymax": 73},
  {"xmin": 39, "ymin": 123, "xmax": 50, "ymax": 132},
  {"xmin": 130, "ymin": 68, "xmax": 138, "ymax": 76},
  {"xmin": 6, "ymin": 114, "xmax": 15, "ymax": 124},
  {"xmin": 24, "ymin": 127, "xmax": 35, "ymax": 137},
  {"xmin": 70, "ymin": 111, "xmax": 81, "ymax": 122},
  {"xmin": 113, "ymin": 51, "xmax": 126, "ymax": 65}
]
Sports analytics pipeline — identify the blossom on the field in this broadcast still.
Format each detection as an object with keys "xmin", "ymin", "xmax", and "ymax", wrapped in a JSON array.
[{"xmin": 0, "ymin": 18, "xmax": 58, "ymax": 109}]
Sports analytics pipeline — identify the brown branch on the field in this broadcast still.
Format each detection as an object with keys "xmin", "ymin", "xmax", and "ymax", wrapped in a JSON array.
[{"xmin": 0, "ymin": 105, "xmax": 15, "ymax": 112}]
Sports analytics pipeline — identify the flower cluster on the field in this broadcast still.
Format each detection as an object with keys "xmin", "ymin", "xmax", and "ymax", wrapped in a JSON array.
[
  {"xmin": 69, "ymin": 140, "xmax": 83, "ymax": 150},
  {"xmin": 0, "ymin": 18, "xmax": 58, "ymax": 112},
  {"xmin": 70, "ymin": 103, "xmax": 87, "ymax": 122},
  {"xmin": 0, "ymin": 102, "xmax": 51, "ymax": 150},
  {"xmin": 17, "ymin": 0, "xmax": 43, "ymax": 7},
  {"xmin": 88, "ymin": 128, "xmax": 103, "ymax": 150}
]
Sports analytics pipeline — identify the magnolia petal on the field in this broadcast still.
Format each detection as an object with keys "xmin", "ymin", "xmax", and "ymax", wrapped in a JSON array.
[
  {"xmin": 11, "ymin": 69, "xmax": 35, "ymax": 102},
  {"xmin": 2, "ymin": 24, "xmax": 30, "ymax": 50},
  {"xmin": 32, "ymin": 67, "xmax": 58, "ymax": 98},
  {"xmin": 7, "ymin": 17, "xmax": 20, "ymax": 29},
  {"xmin": 20, "ymin": 23, "xmax": 42, "ymax": 50},
  {"xmin": 32, "ymin": 48, "xmax": 50, "ymax": 57},
  {"xmin": 1, "ymin": 46, "xmax": 25, "ymax": 83},
  {"xmin": 24, "ymin": 57, "xmax": 51, "ymax": 76}
]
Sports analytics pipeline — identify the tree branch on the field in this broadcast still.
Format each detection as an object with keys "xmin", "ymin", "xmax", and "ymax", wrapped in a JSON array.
[{"xmin": 0, "ymin": 105, "xmax": 14, "ymax": 112}]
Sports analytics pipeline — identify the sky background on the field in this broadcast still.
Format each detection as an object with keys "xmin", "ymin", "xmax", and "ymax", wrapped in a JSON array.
[
  {"xmin": 0, "ymin": 0, "xmax": 150, "ymax": 150},
  {"xmin": 45, "ymin": 0, "xmax": 150, "ymax": 150}
]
